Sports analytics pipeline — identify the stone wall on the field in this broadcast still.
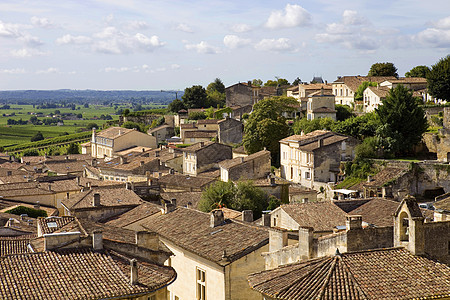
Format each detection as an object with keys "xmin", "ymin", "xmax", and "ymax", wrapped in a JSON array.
[
  {"xmin": 225, "ymin": 84, "xmax": 253, "ymax": 107},
  {"xmin": 228, "ymin": 152, "xmax": 270, "ymax": 181},
  {"xmin": 218, "ymin": 119, "xmax": 243, "ymax": 144},
  {"xmin": 424, "ymin": 221, "xmax": 450, "ymax": 265},
  {"xmin": 346, "ymin": 226, "xmax": 393, "ymax": 252}
]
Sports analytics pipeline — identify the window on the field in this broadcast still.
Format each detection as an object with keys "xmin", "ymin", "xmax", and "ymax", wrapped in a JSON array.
[
  {"xmin": 196, "ymin": 268, "xmax": 206, "ymax": 300},
  {"xmin": 147, "ymin": 295, "xmax": 156, "ymax": 300},
  {"xmin": 305, "ymin": 171, "xmax": 311, "ymax": 179}
]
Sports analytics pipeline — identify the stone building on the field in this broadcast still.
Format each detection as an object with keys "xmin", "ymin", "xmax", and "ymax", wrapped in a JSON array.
[
  {"xmin": 306, "ymin": 89, "xmax": 336, "ymax": 121},
  {"xmin": 437, "ymin": 107, "xmax": 450, "ymax": 162},
  {"xmin": 363, "ymin": 85, "xmax": 389, "ymax": 112},
  {"xmin": 181, "ymin": 141, "xmax": 232, "ymax": 176},
  {"xmin": 147, "ymin": 124, "xmax": 175, "ymax": 144},
  {"xmin": 219, "ymin": 149, "xmax": 270, "ymax": 182},
  {"xmin": 113, "ymin": 207, "xmax": 269, "ymax": 300},
  {"xmin": 90, "ymin": 127, "xmax": 157, "ymax": 159},
  {"xmin": 180, "ymin": 118, "xmax": 243, "ymax": 144},
  {"xmin": 280, "ymin": 130, "xmax": 358, "ymax": 189}
]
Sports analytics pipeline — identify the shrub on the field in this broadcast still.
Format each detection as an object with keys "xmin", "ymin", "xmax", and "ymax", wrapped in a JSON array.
[{"xmin": 6, "ymin": 206, "xmax": 47, "ymax": 218}]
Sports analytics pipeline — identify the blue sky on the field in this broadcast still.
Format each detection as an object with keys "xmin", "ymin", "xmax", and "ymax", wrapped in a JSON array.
[{"xmin": 0, "ymin": 0, "xmax": 449, "ymax": 90}]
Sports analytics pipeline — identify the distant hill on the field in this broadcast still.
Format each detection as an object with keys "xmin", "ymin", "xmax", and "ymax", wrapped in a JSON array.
[{"xmin": 0, "ymin": 89, "xmax": 183, "ymax": 105}]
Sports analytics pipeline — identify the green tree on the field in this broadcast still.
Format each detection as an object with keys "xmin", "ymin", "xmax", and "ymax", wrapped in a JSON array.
[
  {"xmin": 66, "ymin": 143, "xmax": 80, "ymax": 154},
  {"xmin": 335, "ymin": 104, "xmax": 354, "ymax": 121},
  {"xmin": 29, "ymin": 115, "xmax": 39, "ymax": 125},
  {"xmin": 332, "ymin": 113, "xmax": 380, "ymax": 140},
  {"xmin": 354, "ymin": 81, "xmax": 378, "ymax": 101},
  {"xmin": 252, "ymin": 79, "xmax": 263, "ymax": 87},
  {"xmin": 292, "ymin": 118, "xmax": 335, "ymax": 135},
  {"xmin": 264, "ymin": 78, "xmax": 290, "ymax": 87},
  {"xmin": 167, "ymin": 98, "xmax": 186, "ymax": 113},
  {"xmin": 198, "ymin": 180, "xmax": 269, "ymax": 218},
  {"xmin": 122, "ymin": 121, "xmax": 145, "ymax": 132},
  {"xmin": 188, "ymin": 111, "xmax": 207, "ymax": 120},
  {"xmin": 122, "ymin": 108, "xmax": 130, "ymax": 116},
  {"xmin": 427, "ymin": 55, "xmax": 450, "ymax": 101},
  {"xmin": 182, "ymin": 85, "xmax": 208, "ymax": 108},
  {"xmin": 405, "ymin": 65, "xmax": 431, "ymax": 78},
  {"xmin": 31, "ymin": 132, "xmax": 44, "ymax": 142},
  {"xmin": 292, "ymin": 77, "xmax": 302, "ymax": 85},
  {"xmin": 243, "ymin": 96, "xmax": 297, "ymax": 165},
  {"xmin": 368, "ymin": 62, "xmax": 398, "ymax": 77},
  {"xmin": 86, "ymin": 123, "xmax": 98, "ymax": 130},
  {"xmin": 206, "ymin": 78, "xmax": 225, "ymax": 94},
  {"xmin": 207, "ymin": 90, "xmax": 226, "ymax": 108},
  {"xmin": 375, "ymin": 85, "xmax": 428, "ymax": 156}
]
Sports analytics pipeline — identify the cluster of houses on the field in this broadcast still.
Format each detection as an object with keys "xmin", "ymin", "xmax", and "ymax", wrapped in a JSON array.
[{"xmin": 0, "ymin": 74, "xmax": 450, "ymax": 299}]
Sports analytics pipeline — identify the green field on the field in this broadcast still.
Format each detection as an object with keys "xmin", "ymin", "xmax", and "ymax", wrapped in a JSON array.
[{"xmin": 0, "ymin": 104, "xmax": 121, "ymax": 147}]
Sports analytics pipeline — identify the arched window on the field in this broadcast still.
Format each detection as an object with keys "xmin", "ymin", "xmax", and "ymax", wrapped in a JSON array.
[{"xmin": 399, "ymin": 211, "xmax": 409, "ymax": 242}]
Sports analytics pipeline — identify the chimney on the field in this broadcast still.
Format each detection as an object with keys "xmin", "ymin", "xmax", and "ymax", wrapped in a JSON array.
[
  {"xmin": 298, "ymin": 227, "xmax": 314, "ymax": 260},
  {"xmin": 92, "ymin": 230, "xmax": 103, "ymax": 250},
  {"xmin": 302, "ymin": 198, "xmax": 308, "ymax": 203},
  {"xmin": 242, "ymin": 210, "xmax": 253, "ymax": 222},
  {"xmin": 6, "ymin": 170, "xmax": 12, "ymax": 176},
  {"xmin": 91, "ymin": 158, "xmax": 97, "ymax": 166},
  {"xmin": 210, "ymin": 209, "xmax": 224, "ymax": 227},
  {"xmin": 262, "ymin": 213, "xmax": 271, "ymax": 227},
  {"xmin": 140, "ymin": 161, "xmax": 145, "ymax": 167},
  {"xmin": 346, "ymin": 215, "xmax": 362, "ymax": 231},
  {"xmin": 6, "ymin": 218, "xmax": 15, "ymax": 227},
  {"xmin": 65, "ymin": 155, "xmax": 69, "ymax": 160},
  {"xmin": 34, "ymin": 201, "xmax": 40, "ymax": 210},
  {"xmin": 126, "ymin": 182, "xmax": 131, "ymax": 190},
  {"xmin": 317, "ymin": 138, "xmax": 323, "ymax": 147},
  {"xmin": 248, "ymin": 80, "xmax": 252, "ymax": 86},
  {"xmin": 87, "ymin": 182, "xmax": 91, "ymax": 189},
  {"xmin": 120, "ymin": 156, "xmax": 127, "ymax": 164},
  {"xmin": 142, "ymin": 147, "xmax": 145, "ymax": 152},
  {"xmin": 155, "ymin": 150, "xmax": 160, "ymax": 157},
  {"xmin": 93, "ymin": 193, "xmax": 100, "ymax": 207},
  {"xmin": 130, "ymin": 259, "xmax": 138, "ymax": 285},
  {"xmin": 164, "ymin": 202, "xmax": 175, "ymax": 214},
  {"xmin": 367, "ymin": 175, "xmax": 372, "ymax": 183},
  {"xmin": 135, "ymin": 231, "xmax": 159, "ymax": 250},
  {"xmin": 269, "ymin": 228, "xmax": 288, "ymax": 252},
  {"xmin": 76, "ymin": 176, "xmax": 81, "ymax": 186},
  {"xmin": 169, "ymin": 168, "xmax": 175, "ymax": 175},
  {"xmin": 200, "ymin": 141, "xmax": 204, "ymax": 147},
  {"xmin": 20, "ymin": 214, "xmax": 28, "ymax": 221},
  {"xmin": 186, "ymin": 201, "xmax": 192, "ymax": 209},
  {"xmin": 240, "ymin": 157, "xmax": 244, "ymax": 163},
  {"xmin": 48, "ymin": 184, "xmax": 52, "ymax": 192},
  {"xmin": 171, "ymin": 198, "xmax": 177, "ymax": 207}
]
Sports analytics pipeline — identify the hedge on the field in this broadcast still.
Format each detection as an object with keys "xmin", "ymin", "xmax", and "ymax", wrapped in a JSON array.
[
  {"xmin": 4, "ymin": 131, "xmax": 91, "ymax": 152},
  {"xmin": 5, "ymin": 205, "xmax": 48, "ymax": 218}
]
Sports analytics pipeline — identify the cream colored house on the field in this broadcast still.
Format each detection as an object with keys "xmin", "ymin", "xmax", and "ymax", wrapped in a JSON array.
[
  {"xmin": 306, "ymin": 90, "xmax": 336, "ymax": 121},
  {"xmin": 90, "ymin": 127, "xmax": 156, "ymax": 159},
  {"xmin": 280, "ymin": 130, "xmax": 357, "ymax": 189},
  {"xmin": 332, "ymin": 76, "xmax": 396, "ymax": 106},
  {"xmin": 363, "ymin": 86, "xmax": 389, "ymax": 112},
  {"xmin": 110, "ymin": 206, "xmax": 269, "ymax": 300}
]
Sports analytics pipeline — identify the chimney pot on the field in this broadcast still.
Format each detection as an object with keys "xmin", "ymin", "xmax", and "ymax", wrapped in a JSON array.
[
  {"xmin": 34, "ymin": 201, "xmax": 40, "ymax": 210},
  {"xmin": 367, "ymin": 175, "xmax": 372, "ymax": 183},
  {"xmin": 200, "ymin": 142, "xmax": 204, "ymax": 147},
  {"xmin": 262, "ymin": 214, "xmax": 271, "ymax": 227},
  {"xmin": 140, "ymin": 161, "xmax": 145, "ymax": 167},
  {"xmin": 210, "ymin": 209, "xmax": 224, "ymax": 227},
  {"xmin": 130, "ymin": 259, "xmax": 138, "ymax": 285},
  {"xmin": 93, "ymin": 193, "xmax": 100, "ymax": 207},
  {"xmin": 346, "ymin": 215, "xmax": 363, "ymax": 231},
  {"xmin": 155, "ymin": 150, "xmax": 160, "ymax": 157},
  {"xmin": 318, "ymin": 138, "xmax": 323, "ymax": 147},
  {"xmin": 6, "ymin": 171, "xmax": 12, "ymax": 176},
  {"xmin": 92, "ymin": 230, "xmax": 103, "ymax": 250},
  {"xmin": 164, "ymin": 201, "xmax": 175, "ymax": 214},
  {"xmin": 242, "ymin": 210, "xmax": 253, "ymax": 222},
  {"xmin": 171, "ymin": 198, "xmax": 177, "ymax": 207},
  {"xmin": 120, "ymin": 156, "xmax": 127, "ymax": 164},
  {"xmin": 20, "ymin": 214, "xmax": 28, "ymax": 221}
]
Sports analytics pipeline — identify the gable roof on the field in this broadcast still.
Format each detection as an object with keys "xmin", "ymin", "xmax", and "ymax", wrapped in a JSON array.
[
  {"xmin": 184, "ymin": 130, "xmax": 217, "ymax": 138},
  {"xmin": 278, "ymin": 202, "xmax": 348, "ymax": 232},
  {"xmin": 280, "ymin": 131, "xmax": 349, "ymax": 152},
  {"xmin": 0, "ymin": 236, "xmax": 33, "ymax": 256},
  {"xmin": 136, "ymin": 207, "xmax": 268, "ymax": 265},
  {"xmin": 351, "ymin": 167, "xmax": 409, "ymax": 191},
  {"xmin": 158, "ymin": 174, "xmax": 216, "ymax": 189},
  {"xmin": 61, "ymin": 186, "xmax": 142, "ymax": 210},
  {"xmin": 348, "ymin": 198, "xmax": 400, "ymax": 227},
  {"xmin": 248, "ymin": 247, "xmax": 450, "ymax": 300},
  {"xmin": 103, "ymin": 203, "xmax": 162, "ymax": 228},
  {"xmin": 95, "ymin": 127, "xmax": 135, "ymax": 139},
  {"xmin": 219, "ymin": 150, "xmax": 270, "ymax": 170},
  {"xmin": 366, "ymin": 85, "xmax": 389, "ymax": 98},
  {"xmin": 333, "ymin": 76, "xmax": 397, "ymax": 92},
  {"xmin": 0, "ymin": 248, "xmax": 176, "ymax": 299}
]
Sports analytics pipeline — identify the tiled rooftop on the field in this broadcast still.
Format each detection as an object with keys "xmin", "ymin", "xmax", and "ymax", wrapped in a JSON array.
[
  {"xmin": 219, "ymin": 150, "xmax": 270, "ymax": 170},
  {"xmin": 248, "ymin": 247, "xmax": 450, "ymax": 300},
  {"xmin": 0, "ymin": 248, "xmax": 176, "ymax": 299},
  {"xmin": 104, "ymin": 203, "xmax": 162, "ymax": 228},
  {"xmin": 333, "ymin": 76, "xmax": 397, "ymax": 91},
  {"xmin": 348, "ymin": 198, "xmax": 400, "ymax": 227},
  {"xmin": 158, "ymin": 174, "xmax": 216, "ymax": 189},
  {"xmin": 134, "ymin": 207, "xmax": 268, "ymax": 265},
  {"xmin": 279, "ymin": 202, "xmax": 348, "ymax": 232},
  {"xmin": 95, "ymin": 126, "xmax": 135, "ymax": 139},
  {"xmin": 61, "ymin": 186, "xmax": 142, "ymax": 210},
  {"xmin": 0, "ymin": 237, "xmax": 32, "ymax": 256}
]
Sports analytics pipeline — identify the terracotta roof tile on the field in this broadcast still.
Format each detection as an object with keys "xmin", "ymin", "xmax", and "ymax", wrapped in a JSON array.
[
  {"xmin": 249, "ymin": 247, "xmax": 450, "ymax": 299},
  {"xmin": 184, "ymin": 130, "xmax": 217, "ymax": 138},
  {"xmin": 96, "ymin": 127, "xmax": 135, "ymax": 139},
  {"xmin": 160, "ymin": 192, "xmax": 203, "ymax": 210},
  {"xmin": 219, "ymin": 150, "xmax": 270, "ymax": 170},
  {"xmin": 136, "ymin": 207, "xmax": 268, "ymax": 265},
  {"xmin": 348, "ymin": 198, "xmax": 400, "ymax": 227},
  {"xmin": 104, "ymin": 203, "xmax": 162, "ymax": 228},
  {"xmin": 0, "ymin": 237, "xmax": 32, "ymax": 256},
  {"xmin": 158, "ymin": 174, "xmax": 216, "ymax": 189},
  {"xmin": 279, "ymin": 202, "xmax": 348, "ymax": 232},
  {"xmin": 0, "ymin": 248, "xmax": 176, "ymax": 299}
]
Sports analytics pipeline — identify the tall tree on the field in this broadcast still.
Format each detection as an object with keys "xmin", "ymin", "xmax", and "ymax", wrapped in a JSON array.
[
  {"xmin": 252, "ymin": 79, "xmax": 263, "ymax": 87},
  {"xmin": 206, "ymin": 78, "xmax": 225, "ymax": 94},
  {"xmin": 375, "ymin": 85, "xmax": 428, "ymax": 156},
  {"xmin": 181, "ymin": 85, "xmax": 208, "ymax": 108},
  {"xmin": 292, "ymin": 77, "xmax": 302, "ymax": 85},
  {"xmin": 243, "ymin": 96, "xmax": 297, "ymax": 165},
  {"xmin": 264, "ymin": 78, "xmax": 290, "ymax": 86},
  {"xmin": 167, "ymin": 98, "xmax": 186, "ymax": 113},
  {"xmin": 427, "ymin": 55, "xmax": 450, "ymax": 101},
  {"xmin": 368, "ymin": 62, "xmax": 398, "ymax": 77},
  {"xmin": 405, "ymin": 65, "xmax": 431, "ymax": 78}
]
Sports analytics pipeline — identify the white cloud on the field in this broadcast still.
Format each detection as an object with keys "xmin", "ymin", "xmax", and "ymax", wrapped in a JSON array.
[
  {"xmin": 126, "ymin": 20, "xmax": 149, "ymax": 30},
  {"xmin": 431, "ymin": 16, "xmax": 450, "ymax": 29},
  {"xmin": 231, "ymin": 23, "xmax": 252, "ymax": 33},
  {"xmin": 0, "ymin": 68, "xmax": 26, "ymax": 74},
  {"xmin": 176, "ymin": 23, "xmax": 193, "ymax": 33},
  {"xmin": 170, "ymin": 64, "xmax": 180, "ymax": 70},
  {"xmin": 255, "ymin": 38, "xmax": 294, "ymax": 52},
  {"xmin": 134, "ymin": 33, "xmax": 166, "ymax": 49},
  {"xmin": 104, "ymin": 66, "xmax": 130, "ymax": 72},
  {"xmin": 342, "ymin": 10, "xmax": 367, "ymax": 26},
  {"xmin": 56, "ymin": 34, "xmax": 92, "ymax": 45},
  {"xmin": 0, "ymin": 20, "xmax": 23, "ymax": 38},
  {"xmin": 265, "ymin": 4, "xmax": 311, "ymax": 29},
  {"xmin": 223, "ymin": 35, "xmax": 251, "ymax": 49},
  {"xmin": 36, "ymin": 67, "xmax": 59, "ymax": 74},
  {"xmin": 10, "ymin": 48, "xmax": 48, "ymax": 57},
  {"xmin": 185, "ymin": 41, "xmax": 220, "ymax": 54},
  {"xmin": 30, "ymin": 16, "xmax": 55, "ymax": 28},
  {"xmin": 19, "ymin": 34, "xmax": 43, "ymax": 47},
  {"xmin": 415, "ymin": 27, "xmax": 450, "ymax": 47}
]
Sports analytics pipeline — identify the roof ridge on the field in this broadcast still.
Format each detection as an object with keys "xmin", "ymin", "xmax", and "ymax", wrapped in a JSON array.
[
  {"xmin": 339, "ymin": 255, "xmax": 369, "ymax": 300},
  {"xmin": 317, "ymin": 256, "xmax": 339, "ymax": 299}
]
